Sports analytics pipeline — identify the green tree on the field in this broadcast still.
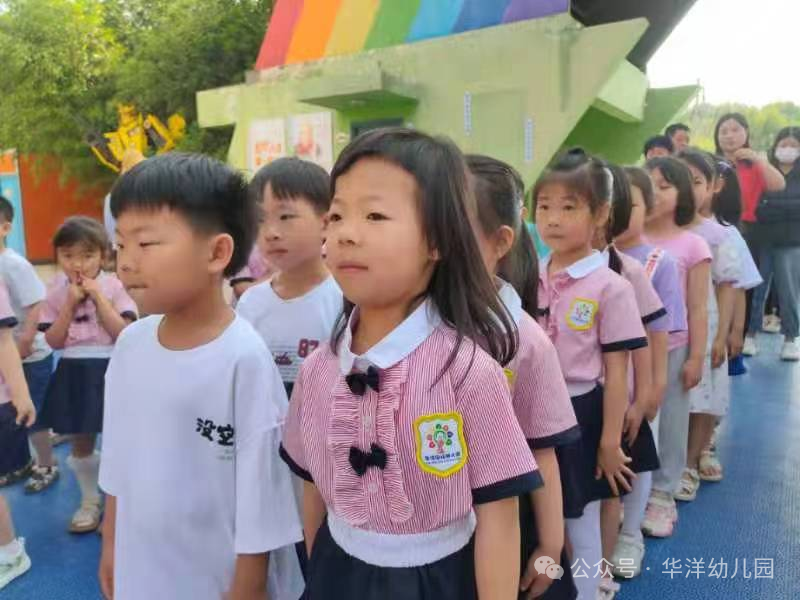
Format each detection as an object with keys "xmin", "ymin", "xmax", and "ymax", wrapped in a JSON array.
[{"xmin": 0, "ymin": 0, "xmax": 272, "ymax": 182}]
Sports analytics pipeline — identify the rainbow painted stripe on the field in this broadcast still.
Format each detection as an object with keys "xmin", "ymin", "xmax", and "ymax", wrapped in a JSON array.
[{"xmin": 255, "ymin": 0, "xmax": 569, "ymax": 70}]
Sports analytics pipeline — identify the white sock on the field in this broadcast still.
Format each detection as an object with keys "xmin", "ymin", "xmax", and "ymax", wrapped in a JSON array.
[
  {"xmin": 621, "ymin": 471, "xmax": 651, "ymax": 542},
  {"xmin": 68, "ymin": 453, "xmax": 101, "ymax": 505},
  {"xmin": 0, "ymin": 539, "xmax": 21, "ymax": 561},
  {"xmin": 566, "ymin": 500, "xmax": 602, "ymax": 600}
]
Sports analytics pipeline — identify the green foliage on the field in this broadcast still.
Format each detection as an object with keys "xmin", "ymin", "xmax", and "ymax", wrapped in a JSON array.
[
  {"xmin": 0, "ymin": 0, "xmax": 272, "ymax": 181},
  {"xmin": 678, "ymin": 101, "xmax": 800, "ymax": 154}
]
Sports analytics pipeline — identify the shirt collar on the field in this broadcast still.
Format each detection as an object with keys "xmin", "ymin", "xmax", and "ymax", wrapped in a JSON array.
[
  {"xmin": 546, "ymin": 251, "xmax": 605, "ymax": 280},
  {"xmin": 496, "ymin": 278, "xmax": 523, "ymax": 326},
  {"xmin": 338, "ymin": 299, "xmax": 441, "ymax": 375}
]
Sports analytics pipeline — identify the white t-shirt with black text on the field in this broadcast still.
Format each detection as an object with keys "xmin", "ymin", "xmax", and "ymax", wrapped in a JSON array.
[
  {"xmin": 99, "ymin": 315, "xmax": 304, "ymax": 600},
  {"xmin": 237, "ymin": 276, "xmax": 343, "ymax": 384},
  {"xmin": 0, "ymin": 248, "xmax": 50, "ymax": 362}
]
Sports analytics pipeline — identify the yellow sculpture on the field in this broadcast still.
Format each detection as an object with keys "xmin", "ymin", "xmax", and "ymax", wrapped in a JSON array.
[{"xmin": 87, "ymin": 104, "xmax": 186, "ymax": 172}]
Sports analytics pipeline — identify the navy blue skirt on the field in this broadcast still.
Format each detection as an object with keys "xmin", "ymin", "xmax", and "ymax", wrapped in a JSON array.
[
  {"xmin": 556, "ymin": 387, "xmax": 660, "ymax": 519},
  {"xmin": 519, "ymin": 496, "xmax": 577, "ymax": 600},
  {"xmin": 0, "ymin": 403, "xmax": 31, "ymax": 474},
  {"xmin": 304, "ymin": 521, "xmax": 477, "ymax": 600},
  {"xmin": 40, "ymin": 357, "xmax": 109, "ymax": 434}
]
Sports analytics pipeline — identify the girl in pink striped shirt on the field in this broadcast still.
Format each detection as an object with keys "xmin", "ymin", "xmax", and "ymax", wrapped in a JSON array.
[
  {"xmin": 281, "ymin": 129, "xmax": 541, "ymax": 600},
  {"xmin": 468, "ymin": 154, "xmax": 580, "ymax": 600}
]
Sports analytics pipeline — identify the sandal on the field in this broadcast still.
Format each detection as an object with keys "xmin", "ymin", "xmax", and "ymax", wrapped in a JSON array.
[
  {"xmin": 699, "ymin": 450, "xmax": 723, "ymax": 482},
  {"xmin": 674, "ymin": 468, "xmax": 700, "ymax": 502},
  {"xmin": 69, "ymin": 500, "xmax": 103, "ymax": 534},
  {"xmin": 598, "ymin": 576, "xmax": 621, "ymax": 599},
  {"xmin": 0, "ymin": 460, "xmax": 34, "ymax": 488},
  {"xmin": 24, "ymin": 465, "xmax": 60, "ymax": 494}
]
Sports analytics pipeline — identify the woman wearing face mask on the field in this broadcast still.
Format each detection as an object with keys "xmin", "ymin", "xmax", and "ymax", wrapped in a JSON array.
[{"xmin": 744, "ymin": 127, "xmax": 800, "ymax": 360}]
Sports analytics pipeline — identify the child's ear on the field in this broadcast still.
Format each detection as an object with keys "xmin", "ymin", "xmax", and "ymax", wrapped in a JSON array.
[
  {"xmin": 208, "ymin": 233, "xmax": 234, "ymax": 276},
  {"xmin": 713, "ymin": 176, "xmax": 724, "ymax": 195}
]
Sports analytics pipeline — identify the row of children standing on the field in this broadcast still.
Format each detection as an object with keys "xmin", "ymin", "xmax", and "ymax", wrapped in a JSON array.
[{"xmin": 2, "ymin": 125, "xmax": 759, "ymax": 600}]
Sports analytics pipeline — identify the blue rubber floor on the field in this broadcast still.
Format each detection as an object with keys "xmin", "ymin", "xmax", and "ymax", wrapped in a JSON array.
[{"xmin": 2, "ymin": 332, "xmax": 799, "ymax": 599}]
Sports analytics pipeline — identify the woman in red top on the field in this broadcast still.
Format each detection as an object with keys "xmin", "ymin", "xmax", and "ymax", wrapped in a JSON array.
[{"xmin": 714, "ymin": 113, "xmax": 785, "ymax": 355}]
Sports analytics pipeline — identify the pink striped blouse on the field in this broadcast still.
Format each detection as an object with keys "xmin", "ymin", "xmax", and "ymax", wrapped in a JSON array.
[
  {"xmin": 497, "ymin": 282, "xmax": 579, "ymax": 448},
  {"xmin": 281, "ymin": 300, "xmax": 541, "ymax": 534}
]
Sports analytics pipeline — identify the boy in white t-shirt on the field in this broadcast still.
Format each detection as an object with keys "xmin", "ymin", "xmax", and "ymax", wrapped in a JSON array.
[
  {"xmin": 0, "ymin": 197, "xmax": 56, "ymax": 493},
  {"xmin": 238, "ymin": 157, "xmax": 342, "ymax": 397},
  {"xmin": 99, "ymin": 153, "xmax": 303, "ymax": 600}
]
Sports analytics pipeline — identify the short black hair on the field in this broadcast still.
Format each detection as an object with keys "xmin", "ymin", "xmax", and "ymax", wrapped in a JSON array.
[
  {"xmin": 666, "ymin": 123, "xmax": 690, "ymax": 138},
  {"xmin": 677, "ymin": 148, "xmax": 716, "ymax": 183},
  {"xmin": 624, "ymin": 166, "xmax": 655, "ymax": 213},
  {"xmin": 0, "ymin": 196, "xmax": 13, "ymax": 223},
  {"xmin": 645, "ymin": 156, "xmax": 697, "ymax": 226},
  {"xmin": 53, "ymin": 216, "xmax": 109, "ymax": 255},
  {"xmin": 250, "ymin": 157, "xmax": 331, "ymax": 214},
  {"xmin": 643, "ymin": 135, "xmax": 674, "ymax": 157},
  {"xmin": 110, "ymin": 153, "xmax": 257, "ymax": 277}
]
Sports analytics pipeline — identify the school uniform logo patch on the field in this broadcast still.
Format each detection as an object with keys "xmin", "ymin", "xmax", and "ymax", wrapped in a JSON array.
[
  {"xmin": 566, "ymin": 298, "xmax": 598, "ymax": 331},
  {"xmin": 414, "ymin": 412, "xmax": 468, "ymax": 478}
]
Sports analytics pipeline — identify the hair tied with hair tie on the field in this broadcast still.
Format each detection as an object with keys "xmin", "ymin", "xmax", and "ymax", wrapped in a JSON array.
[{"xmin": 603, "ymin": 167, "xmax": 615, "ymax": 204}]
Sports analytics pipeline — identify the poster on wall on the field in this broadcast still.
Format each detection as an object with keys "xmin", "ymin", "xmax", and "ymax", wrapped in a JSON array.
[
  {"xmin": 248, "ymin": 119, "xmax": 287, "ymax": 173},
  {"xmin": 288, "ymin": 112, "xmax": 333, "ymax": 171},
  {"xmin": 0, "ymin": 151, "xmax": 27, "ymax": 256}
]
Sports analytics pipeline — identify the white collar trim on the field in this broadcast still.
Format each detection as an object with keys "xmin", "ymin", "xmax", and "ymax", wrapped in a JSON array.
[
  {"xmin": 338, "ymin": 299, "xmax": 441, "ymax": 375},
  {"xmin": 564, "ymin": 251, "xmax": 605, "ymax": 279},
  {"xmin": 496, "ymin": 278, "xmax": 523, "ymax": 326}
]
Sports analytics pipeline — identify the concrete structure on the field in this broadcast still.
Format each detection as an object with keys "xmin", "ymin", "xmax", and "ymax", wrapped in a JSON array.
[{"xmin": 198, "ymin": 0, "xmax": 698, "ymax": 189}]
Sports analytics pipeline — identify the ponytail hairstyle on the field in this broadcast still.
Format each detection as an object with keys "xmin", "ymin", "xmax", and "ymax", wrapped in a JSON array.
[
  {"xmin": 466, "ymin": 154, "xmax": 538, "ymax": 315},
  {"xmin": 712, "ymin": 159, "xmax": 743, "ymax": 226},
  {"xmin": 329, "ymin": 128, "xmax": 518, "ymax": 368},
  {"xmin": 533, "ymin": 148, "xmax": 625, "ymax": 273}
]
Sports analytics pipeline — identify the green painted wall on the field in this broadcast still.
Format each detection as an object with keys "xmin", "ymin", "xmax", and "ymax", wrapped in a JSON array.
[
  {"xmin": 363, "ymin": 0, "xmax": 421, "ymax": 49},
  {"xmin": 564, "ymin": 86, "xmax": 698, "ymax": 165},
  {"xmin": 199, "ymin": 13, "xmax": 661, "ymax": 189}
]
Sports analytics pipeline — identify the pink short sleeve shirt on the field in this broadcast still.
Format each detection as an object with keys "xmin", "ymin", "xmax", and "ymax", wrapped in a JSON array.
[
  {"xmin": 497, "ymin": 282, "xmax": 579, "ymax": 448},
  {"xmin": 537, "ymin": 252, "xmax": 648, "ymax": 393},
  {"xmin": 39, "ymin": 272, "xmax": 137, "ymax": 350},
  {"xmin": 281, "ymin": 300, "xmax": 541, "ymax": 534}
]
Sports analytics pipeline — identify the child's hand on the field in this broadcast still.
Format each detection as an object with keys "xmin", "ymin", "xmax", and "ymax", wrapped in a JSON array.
[
  {"xmin": 99, "ymin": 544, "xmax": 114, "ymax": 599},
  {"xmin": 67, "ymin": 283, "xmax": 87, "ymax": 307},
  {"xmin": 596, "ymin": 444, "xmax": 635, "ymax": 496},
  {"xmin": 520, "ymin": 546, "xmax": 559, "ymax": 599},
  {"xmin": 11, "ymin": 393, "xmax": 35, "ymax": 428},
  {"xmin": 624, "ymin": 403, "xmax": 645, "ymax": 446},
  {"xmin": 711, "ymin": 337, "xmax": 728, "ymax": 369},
  {"xmin": 682, "ymin": 356, "xmax": 703, "ymax": 391},
  {"xmin": 80, "ymin": 276, "xmax": 102, "ymax": 301},
  {"xmin": 16, "ymin": 337, "xmax": 33, "ymax": 360},
  {"xmin": 728, "ymin": 331, "xmax": 744, "ymax": 359}
]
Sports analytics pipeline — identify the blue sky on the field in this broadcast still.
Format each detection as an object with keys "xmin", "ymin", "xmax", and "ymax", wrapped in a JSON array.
[{"xmin": 649, "ymin": 0, "xmax": 798, "ymax": 106}]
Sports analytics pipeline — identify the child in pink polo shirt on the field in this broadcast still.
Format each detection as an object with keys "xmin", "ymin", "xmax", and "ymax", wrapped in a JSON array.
[
  {"xmin": 534, "ymin": 150, "xmax": 647, "ymax": 600},
  {"xmin": 641, "ymin": 157, "xmax": 712, "ymax": 539},
  {"xmin": 468, "ymin": 154, "xmax": 580, "ymax": 600},
  {"xmin": 281, "ymin": 129, "xmax": 541, "ymax": 600},
  {"xmin": 38, "ymin": 217, "xmax": 137, "ymax": 534},
  {"xmin": 611, "ymin": 167, "xmax": 686, "ymax": 577}
]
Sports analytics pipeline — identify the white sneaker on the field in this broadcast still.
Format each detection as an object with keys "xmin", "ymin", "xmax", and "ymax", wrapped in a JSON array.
[
  {"xmin": 763, "ymin": 315, "xmax": 782, "ymax": 334},
  {"xmin": 0, "ymin": 538, "xmax": 31, "ymax": 590},
  {"xmin": 781, "ymin": 340, "xmax": 800, "ymax": 362},
  {"xmin": 742, "ymin": 336, "xmax": 758, "ymax": 357},
  {"xmin": 611, "ymin": 532, "xmax": 645, "ymax": 579}
]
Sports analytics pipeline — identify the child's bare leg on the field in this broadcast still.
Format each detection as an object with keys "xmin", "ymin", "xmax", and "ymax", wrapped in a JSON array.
[
  {"xmin": 71, "ymin": 434, "xmax": 96, "ymax": 459},
  {"xmin": 0, "ymin": 496, "xmax": 14, "ymax": 546},
  {"xmin": 687, "ymin": 414, "xmax": 715, "ymax": 470},
  {"xmin": 30, "ymin": 431, "xmax": 55, "ymax": 467},
  {"xmin": 601, "ymin": 497, "xmax": 621, "ymax": 561}
]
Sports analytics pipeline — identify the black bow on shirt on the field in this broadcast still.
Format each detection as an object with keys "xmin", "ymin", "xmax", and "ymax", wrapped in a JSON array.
[
  {"xmin": 74, "ymin": 315, "xmax": 90, "ymax": 323},
  {"xmin": 345, "ymin": 367, "xmax": 380, "ymax": 395},
  {"xmin": 349, "ymin": 443, "xmax": 387, "ymax": 476}
]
